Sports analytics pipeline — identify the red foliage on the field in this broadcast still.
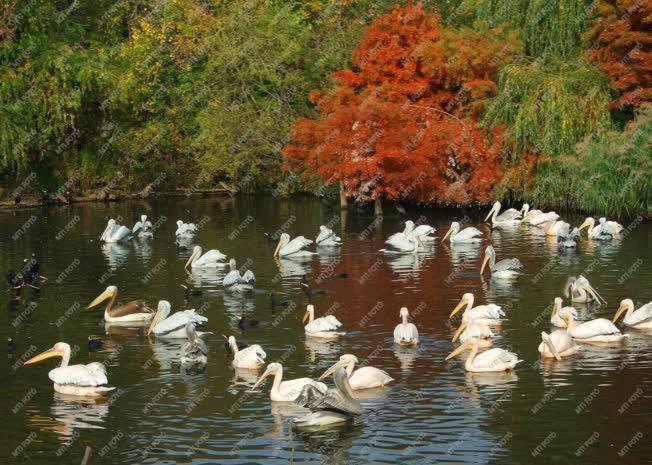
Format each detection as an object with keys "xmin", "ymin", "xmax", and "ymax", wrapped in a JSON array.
[
  {"xmin": 586, "ymin": 0, "xmax": 652, "ymax": 110},
  {"xmin": 282, "ymin": 4, "xmax": 520, "ymax": 204}
]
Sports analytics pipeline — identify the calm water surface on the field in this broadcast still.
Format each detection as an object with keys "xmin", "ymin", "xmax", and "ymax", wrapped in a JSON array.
[{"xmin": 2, "ymin": 196, "xmax": 651, "ymax": 464}]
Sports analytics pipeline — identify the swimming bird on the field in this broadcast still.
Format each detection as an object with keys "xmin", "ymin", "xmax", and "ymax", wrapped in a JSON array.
[
  {"xmin": 295, "ymin": 366, "xmax": 362, "ymax": 426},
  {"xmin": 237, "ymin": 313, "xmax": 260, "ymax": 330},
  {"xmin": 450, "ymin": 293, "xmax": 505, "ymax": 325},
  {"xmin": 409, "ymin": 220, "xmax": 436, "ymax": 241},
  {"xmin": 319, "ymin": 354, "xmax": 393, "ymax": 390},
  {"xmin": 270, "ymin": 293, "xmax": 289, "ymax": 309},
  {"xmin": 147, "ymin": 300, "xmax": 208, "ymax": 338},
  {"xmin": 175, "ymin": 220, "xmax": 198, "ymax": 239},
  {"xmin": 180, "ymin": 284, "xmax": 203, "ymax": 301},
  {"xmin": 520, "ymin": 204, "xmax": 559, "ymax": 226},
  {"xmin": 550, "ymin": 297, "xmax": 578, "ymax": 328},
  {"xmin": 612, "ymin": 299, "xmax": 652, "ymax": 329},
  {"xmin": 484, "ymin": 201, "xmax": 521, "ymax": 228},
  {"xmin": 23, "ymin": 342, "xmax": 114, "ymax": 396},
  {"xmin": 451, "ymin": 321, "xmax": 494, "ymax": 348},
  {"xmin": 541, "ymin": 219, "xmax": 571, "ymax": 238},
  {"xmin": 557, "ymin": 227, "xmax": 581, "ymax": 248},
  {"xmin": 100, "ymin": 219, "xmax": 131, "ymax": 243},
  {"xmin": 480, "ymin": 245, "xmax": 523, "ymax": 280},
  {"xmin": 252, "ymin": 362, "xmax": 327, "ymax": 402},
  {"xmin": 300, "ymin": 275, "xmax": 330, "ymax": 296},
  {"xmin": 579, "ymin": 217, "xmax": 623, "ymax": 240},
  {"xmin": 88, "ymin": 285, "xmax": 154, "ymax": 324},
  {"xmin": 185, "ymin": 245, "xmax": 226, "ymax": 269},
  {"xmin": 442, "ymin": 222, "xmax": 483, "ymax": 244},
  {"xmin": 132, "ymin": 214, "xmax": 153, "ymax": 237},
  {"xmin": 273, "ymin": 233, "xmax": 314, "ymax": 258},
  {"xmin": 560, "ymin": 311, "xmax": 625, "ymax": 343},
  {"xmin": 87, "ymin": 336, "xmax": 103, "ymax": 351},
  {"xmin": 563, "ymin": 276, "xmax": 606, "ymax": 304},
  {"xmin": 446, "ymin": 340, "xmax": 521, "ymax": 372},
  {"xmin": 394, "ymin": 307, "xmax": 419, "ymax": 346},
  {"xmin": 316, "ymin": 225, "xmax": 342, "ymax": 247},
  {"xmin": 304, "ymin": 305, "xmax": 344, "ymax": 338},
  {"xmin": 538, "ymin": 330, "xmax": 579, "ymax": 359},
  {"xmin": 225, "ymin": 335, "xmax": 266, "ymax": 369},
  {"xmin": 223, "ymin": 258, "xmax": 256, "ymax": 293},
  {"xmin": 181, "ymin": 323, "xmax": 208, "ymax": 365}
]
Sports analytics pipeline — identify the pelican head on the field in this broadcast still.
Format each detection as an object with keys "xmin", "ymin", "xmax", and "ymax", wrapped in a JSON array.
[
  {"xmin": 273, "ymin": 233, "xmax": 290, "ymax": 257},
  {"xmin": 551, "ymin": 297, "xmax": 563, "ymax": 317},
  {"xmin": 319, "ymin": 353, "xmax": 359, "ymax": 381},
  {"xmin": 24, "ymin": 342, "xmax": 70, "ymax": 366},
  {"xmin": 484, "ymin": 201, "xmax": 500, "ymax": 222},
  {"xmin": 576, "ymin": 276, "xmax": 606, "ymax": 304},
  {"xmin": 228, "ymin": 258, "xmax": 236, "ymax": 270},
  {"xmin": 520, "ymin": 203, "xmax": 530, "ymax": 217},
  {"xmin": 101, "ymin": 219, "xmax": 117, "ymax": 241},
  {"xmin": 399, "ymin": 306, "xmax": 410, "ymax": 320},
  {"xmin": 224, "ymin": 335, "xmax": 238, "ymax": 354},
  {"xmin": 480, "ymin": 246, "xmax": 496, "ymax": 274},
  {"xmin": 442, "ymin": 222, "xmax": 460, "ymax": 242},
  {"xmin": 147, "ymin": 300, "xmax": 172, "ymax": 335},
  {"xmin": 450, "ymin": 293, "xmax": 474, "ymax": 318},
  {"xmin": 88, "ymin": 285, "xmax": 117, "ymax": 308},
  {"xmin": 559, "ymin": 310, "xmax": 574, "ymax": 328},
  {"xmin": 520, "ymin": 210, "xmax": 535, "ymax": 223},
  {"xmin": 252, "ymin": 362, "xmax": 282, "ymax": 390},
  {"xmin": 185, "ymin": 246, "xmax": 203, "ymax": 269},
  {"xmin": 598, "ymin": 217, "xmax": 607, "ymax": 225},
  {"xmin": 445, "ymin": 340, "xmax": 477, "ymax": 361},
  {"xmin": 303, "ymin": 304, "xmax": 315, "ymax": 323},
  {"xmin": 404, "ymin": 220, "xmax": 415, "ymax": 234},
  {"xmin": 613, "ymin": 298, "xmax": 634, "ymax": 323},
  {"xmin": 578, "ymin": 217, "xmax": 595, "ymax": 232},
  {"xmin": 141, "ymin": 214, "xmax": 147, "ymax": 223},
  {"xmin": 176, "ymin": 220, "xmax": 183, "ymax": 227}
]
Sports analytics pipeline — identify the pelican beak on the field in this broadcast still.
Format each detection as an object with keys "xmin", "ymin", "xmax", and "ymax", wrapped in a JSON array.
[
  {"xmin": 484, "ymin": 204, "xmax": 496, "ymax": 222},
  {"xmin": 147, "ymin": 307, "xmax": 163, "ymax": 336},
  {"xmin": 442, "ymin": 228, "xmax": 452, "ymax": 243},
  {"xmin": 445, "ymin": 342, "xmax": 470, "ymax": 361},
  {"xmin": 184, "ymin": 248, "xmax": 199, "ymax": 269},
  {"xmin": 520, "ymin": 212, "xmax": 530, "ymax": 224},
  {"xmin": 550, "ymin": 301, "xmax": 559, "ymax": 317},
  {"xmin": 23, "ymin": 347, "xmax": 64, "ymax": 365},
  {"xmin": 581, "ymin": 283, "xmax": 606, "ymax": 305},
  {"xmin": 302, "ymin": 310, "xmax": 309, "ymax": 323},
  {"xmin": 480, "ymin": 255, "xmax": 489, "ymax": 274},
  {"xmin": 612, "ymin": 304, "xmax": 627, "ymax": 323},
  {"xmin": 88, "ymin": 289, "xmax": 114, "ymax": 308},
  {"xmin": 541, "ymin": 332, "xmax": 561, "ymax": 361},
  {"xmin": 273, "ymin": 240, "xmax": 282, "ymax": 258},
  {"xmin": 252, "ymin": 367, "xmax": 273, "ymax": 390},
  {"xmin": 578, "ymin": 219, "xmax": 591, "ymax": 231},
  {"xmin": 449, "ymin": 297, "xmax": 468, "ymax": 318},
  {"xmin": 452, "ymin": 322, "xmax": 468, "ymax": 342},
  {"xmin": 319, "ymin": 360, "xmax": 346, "ymax": 381}
]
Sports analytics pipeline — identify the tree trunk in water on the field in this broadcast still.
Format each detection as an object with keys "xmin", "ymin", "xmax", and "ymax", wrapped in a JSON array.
[
  {"xmin": 374, "ymin": 198, "xmax": 383, "ymax": 218},
  {"xmin": 339, "ymin": 182, "xmax": 347, "ymax": 209}
]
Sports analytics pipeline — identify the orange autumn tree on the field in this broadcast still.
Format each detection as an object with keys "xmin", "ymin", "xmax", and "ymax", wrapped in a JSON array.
[{"xmin": 282, "ymin": 4, "xmax": 521, "ymax": 204}]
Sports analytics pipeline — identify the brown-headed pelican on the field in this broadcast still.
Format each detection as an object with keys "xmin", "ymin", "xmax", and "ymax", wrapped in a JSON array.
[
  {"xmin": 579, "ymin": 217, "xmax": 623, "ymax": 240},
  {"xmin": 442, "ymin": 222, "xmax": 483, "ymax": 244},
  {"xmin": 612, "ymin": 299, "xmax": 652, "ymax": 329},
  {"xmin": 223, "ymin": 258, "xmax": 256, "ymax": 293},
  {"xmin": 559, "ymin": 311, "xmax": 625, "ymax": 343},
  {"xmin": 224, "ymin": 335, "xmax": 266, "ymax": 369},
  {"xmin": 446, "ymin": 340, "xmax": 521, "ymax": 372},
  {"xmin": 132, "ymin": 215, "xmax": 153, "ymax": 237},
  {"xmin": 550, "ymin": 297, "xmax": 578, "ymax": 328},
  {"xmin": 452, "ymin": 321, "xmax": 494, "ymax": 348},
  {"xmin": 450, "ymin": 293, "xmax": 505, "ymax": 325},
  {"xmin": 319, "ymin": 354, "xmax": 393, "ymax": 390},
  {"xmin": 520, "ymin": 204, "xmax": 559, "ymax": 226},
  {"xmin": 100, "ymin": 219, "xmax": 131, "ymax": 243},
  {"xmin": 538, "ymin": 330, "xmax": 579, "ymax": 359},
  {"xmin": 295, "ymin": 366, "xmax": 362, "ymax": 426},
  {"xmin": 484, "ymin": 201, "xmax": 521, "ymax": 228},
  {"xmin": 252, "ymin": 362, "xmax": 327, "ymax": 401},
  {"xmin": 304, "ymin": 304, "xmax": 344, "ymax": 338},
  {"xmin": 147, "ymin": 300, "xmax": 208, "ymax": 338},
  {"xmin": 480, "ymin": 245, "xmax": 523, "ymax": 279},
  {"xmin": 274, "ymin": 233, "xmax": 314, "ymax": 258},
  {"xmin": 394, "ymin": 307, "xmax": 419, "ymax": 346},
  {"xmin": 185, "ymin": 245, "xmax": 226, "ymax": 269},
  {"xmin": 316, "ymin": 226, "xmax": 342, "ymax": 246},
  {"xmin": 175, "ymin": 220, "xmax": 197, "ymax": 239},
  {"xmin": 563, "ymin": 276, "xmax": 606, "ymax": 304},
  {"xmin": 88, "ymin": 285, "xmax": 154, "ymax": 324},
  {"xmin": 181, "ymin": 323, "xmax": 208, "ymax": 365},
  {"xmin": 23, "ymin": 342, "xmax": 114, "ymax": 396}
]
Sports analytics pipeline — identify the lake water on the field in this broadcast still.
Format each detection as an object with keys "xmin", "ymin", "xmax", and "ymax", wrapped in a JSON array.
[{"xmin": 2, "ymin": 196, "xmax": 651, "ymax": 464}]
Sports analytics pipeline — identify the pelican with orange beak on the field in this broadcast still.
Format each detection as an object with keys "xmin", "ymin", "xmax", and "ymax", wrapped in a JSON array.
[
  {"xmin": 23, "ymin": 342, "xmax": 114, "ymax": 396},
  {"xmin": 450, "ymin": 293, "xmax": 505, "ymax": 325},
  {"xmin": 612, "ymin": 299, "xmax": 652, "ymax": 329},
  {"xmin": 480, "ymin": 245, "xmax": 523, "ymax": 280},
  {"xmin": 563, "ymin": 276, "xmax": 606, "ymax": 305},
  {"xmin": 273, "ymin": 233, "xmax": 314, "ymax": 258},
  {"xmin": 538, "ymin": 331, "xmax": 579, "ymax": 360},
  {"xmin": 445, "ymin": 340, "xmax": 521, "ymax": 372},
  {"xmin": 451, "ymin": 321, "xmax": 494, "ymax": 348},
  {"xmin": 88, "ymin": 285, "xmax": 154, "ymax": 324}
]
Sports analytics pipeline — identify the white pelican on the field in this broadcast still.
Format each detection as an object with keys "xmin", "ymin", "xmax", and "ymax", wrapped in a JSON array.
[
  {"xmin": 226, "ymin": 335, "xmax": 266, "ymax": 369},
  {"xmin": 295, "ymin": 366, "xmax": 362, "ymax": 426},
  {"xmin": 176, "ymin": 220, "xmax": 197, "ymax": 238},
  {"xmin": 450, "ymin": 293, "xmax": 505, "ymax": 325},
  {"xmin": 100, "ymin": 219, "xmax": 131, "ymax": 243},
  {"xmin": 579, "ymin": 217, "xmax": 623, "ymax": 240},
  {"xmin": 146, "ymin": 300, "xmax": 208, "ymax": 338},
  {"xmin": 520, "ymin": 204, "xmax": 559, "ymax": 226},
  {"xmin": 252, "ymin": 362, "xmax": 327, "ymax": 401},
  {"xmin": 23, "ymin": 342, "xmax": 114, "ymax": 396},
  {"xmin": 132, "ymin": 215, "xmax": 153, "ymax": 237},
  {"xmin": 446, "ymin": 340, "xmax": 521, "ymax": 372},
  {"xmin": 550, "ymin": 297, "xmax": 578, "ymax": 328},
  {"xmin": 484, "ymin": 201, "xmax": 521, "ymax": 228},
  {"xmin": 557, "ymin": 227, "xmax": 581, "ymax": 248},
  {"xmin": 88, "ymin": 285, "xmax": 154, "ymax": 324},
  {"xmin": 316, "ymin": 226, "xmax": 342, "ymax": 246},
  {"xmin": 274, "ymin": 233, "xmax": 314, "ymax": 258},
  {"xmin": 539, "ymin": 219, "xmax": 571, "ymax": 237},
  {"xmin": 409, "ymin": 220, "xmax": 436, "ymax": 241},
  {"xmin": 319, "ymin": 354, "xmax": 393, "ymax": 390},
  {"xmin": 560, "ymin": 311, "xmax": 625, "ymax": 343},
  {"xmin": 613, "ymin": 299, "xmax": 652, "ymax": 329},
  {"xmin": 185, "ymin": 245, "xmax": 226, "ymax": 269},
  {"xmin": 452, "ymin": 321, "xmax": 494, "ymax": 348},
  {"xmin": 181, "ymin": 323, "xmax": 208, "ymax": 365},
  {"xmin": 538, "ymin": 330, "xmax": 579, "ymax": 359},
  {"xmin": 563, "ymin": 276, "xmax": 606, "ymax": 304},
  {"xmin": 394, "ymin": 307, "xmax": 419, "ymax": 346},
  {"xmin": 442, "ymin": 222, "xmax": 482, "ymax": 244},
  {"xmin": 304, "ymin": 304, "xmax": 344, "ymax": 338},
  {"xmin": 480, "ymin": 245, "xmax": 523, "ymax": 279},
  {"xmin": 223, "ymin": 258, "xmax": 256, "ymax": 293}
]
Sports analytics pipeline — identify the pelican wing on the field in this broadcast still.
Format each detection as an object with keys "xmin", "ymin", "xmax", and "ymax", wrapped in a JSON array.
[
  {"xmin": 108, "ymin": 300, "xmax": 150, "ymax": 317},
  {"xmin": 234, "ymin": 344, "xmax": 266, "ymax": 366},
  {"xmin": 324, "ymin": 315, "xmax": 342, "ymax": 328},
  {"xmin": 495, "ymin": 208, "xmax": 521, "ymax": 222},
  {"xmin": 473, "ymin": 348, "xmax": 519, "ymax": 368},
  {"xmin": 306, "ymin": 317, "xmax": 340, "ymax": 333},
  {"xmin": 132, "ymin": 221, "xmax": 143, "ymax": 234},
  {"xmin": 466, "ymin": 304, "xmax": 505, "ymax": 320},
  {"xmin": 570, "ymin": 318, "xmax": 621, "ymax": 339},
  {"xmin": 625, "ymin": 302, "xmax": 652, "ymax": 326},
  {"xmin": 196, "ymin": 249, "xmax": 226, "ymax": 266},
  {"xmin": 49, "ymin": 363, "xmax": 108, "ymax": 386},
  {"xmin": 295, "ymin": 385, "xmax": 361, "ymax": 415},
  {"xmin": 153, "ymin": 310, "xmax": 207, "ymax": 335},
  {"xmin": 393, "ymin": 322, "xmax": 419, "ymax": 344},
  {"xmin": 454, "ymin": 227, "xmax": 483, "ymax": 241},
  {"xmin": 242, "ymin": 270, "xmax": 256, "ymax": 283},
  {"xmin": 316, "ymin": 227, "xmax": 336, "ymax": 244},
  {"xmin": 413, "ymin": 224, "xmax": 435, "ymax": 238},
  {"xmin": 493, "ymin": 258, "xmax": 523, "ymax": 272},
  {"xmin": 281, "ymin": 236, "xmax": 313, "ymax": 255},
  {"xmin": 461, "ymin": 323, "xmax": 494, "ymax": 341},
  {"xmin": 222, "ymin": 270, "xmax": 241, "ymax": 287},
  {"xmin": 113, "ymin": 225, "xmax": 131, "ymax": 241}
]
